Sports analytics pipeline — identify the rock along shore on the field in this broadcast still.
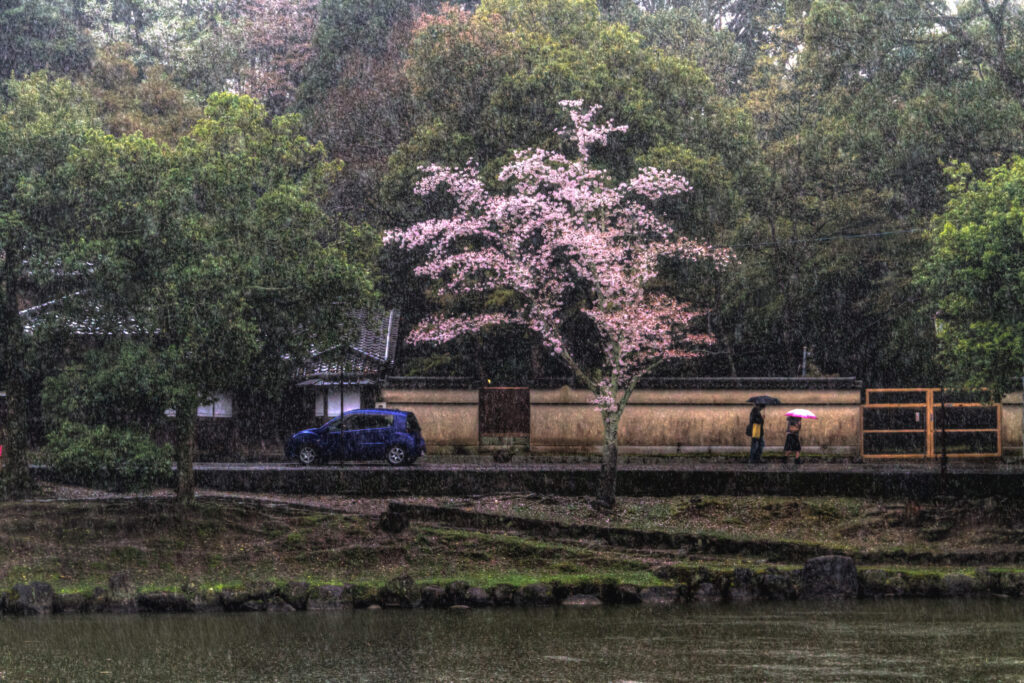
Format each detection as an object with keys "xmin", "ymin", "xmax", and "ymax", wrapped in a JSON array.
[{"xmin": 3, "ymin": 556, "xmax": 1022, "ymax": 618}]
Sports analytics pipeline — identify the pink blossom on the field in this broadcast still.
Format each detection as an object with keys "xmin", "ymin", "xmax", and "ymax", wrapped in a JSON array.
[{"xmin": 386, "ymin": 100, "xmax": 733, "ymax": 417}]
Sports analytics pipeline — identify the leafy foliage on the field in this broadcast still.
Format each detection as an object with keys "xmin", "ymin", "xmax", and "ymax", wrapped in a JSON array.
[
  {"xmin": 0, "ymin": 74, "xmax": 103, "ymax": 496},
  {"xmin": 0, "ymin": 0, "xmax": 93, "ymax": 85},
  {"xmin": 80, "ymin": 44, "xmax": 201, "ymax": 142},
  {"xmin": 69, "ymin": 93, "xmax": 376, "ymax": 500},
  {"xmin": 45, "ymin": 422, "xmax": 173, "ymax": 492},
  {"xmin": 917, "ymin": 159, "xmax": 1024, "ymax": 397},
  {"xmin": 42, "ymin": 341, "xmax": 173, "ymax": 431},
  {"xmin": 382, "ymin": 0, "xmax": 753, "ymax": 379}
]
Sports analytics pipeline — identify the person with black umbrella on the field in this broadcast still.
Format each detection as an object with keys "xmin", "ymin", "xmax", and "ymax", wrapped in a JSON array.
[
  {"xmin": 746, "ymin": 403, "xmax": 765, "ymax": 463},
  {"xmin": 746, "ymin": 396, "xmax": 779, "ymax": 464}
]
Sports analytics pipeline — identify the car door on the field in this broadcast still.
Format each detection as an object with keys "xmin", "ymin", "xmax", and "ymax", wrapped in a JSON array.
[
  {"xmin": 340, "ymin": 412, "xmax": 367, "ymax": 459},
  {"xmin": 361, "ymin": 414, "xmax": 394, "ymax": 459},
  {"xmin": 342, "ymin": 413, "xmax": 392, "ymax": 460},
  {"xmin": 323, "ymin": 417, "xmax": 345, "ymax": 459}
]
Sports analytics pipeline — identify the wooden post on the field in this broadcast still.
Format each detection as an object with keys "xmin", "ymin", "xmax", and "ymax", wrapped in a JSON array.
[{"xmin": 926, "ymin": 388, "xmax": 934, "ymax": 459}]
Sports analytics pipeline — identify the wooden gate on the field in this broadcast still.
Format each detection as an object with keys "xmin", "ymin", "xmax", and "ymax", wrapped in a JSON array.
[
  {"xmin": 861, "ymin": 388, "xmax": 1001, "ymax": 459},
  {"xmin": 479, "ymin": 387, "xmax": 530, "ymax": 456}
]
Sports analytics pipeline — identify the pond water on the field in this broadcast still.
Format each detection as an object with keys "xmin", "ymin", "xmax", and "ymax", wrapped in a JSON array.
[{"xmin": 3, "ymin": 600, "xmax": 1024, "ymax": 681}]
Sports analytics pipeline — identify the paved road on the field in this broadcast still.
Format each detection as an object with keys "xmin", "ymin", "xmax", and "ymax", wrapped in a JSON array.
[{"xmin": 194, "ymin": 460, "xmax": 1020, "ymax": 474}]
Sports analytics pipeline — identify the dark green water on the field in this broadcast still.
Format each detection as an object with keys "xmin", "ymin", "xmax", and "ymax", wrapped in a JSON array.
[{"xmin": 3, "ymin": 601, "xmax": 1024, "ymax": 681}]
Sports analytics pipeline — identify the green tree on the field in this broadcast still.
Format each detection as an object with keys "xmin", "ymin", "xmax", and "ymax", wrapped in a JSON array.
[
  {"xmin": 61, "ymin": 93, "xmax": 377, "ymax": 502},
  {"xmin": 81, "ymin": 43, "xmax": 202, "ymax": 143},
  {"xmin": 0, "ymin": 74, "xmax": 101, "ymax": 497},
  {"xmin": 692, "ymin": 0, "xmax": 1024, "ymax": 384},
  {"xmin": 299, "ymin": 0, "xmax": 448, "ymax": 226},
  {"xmin": 382, "ymin": 0, "xmax": 754, "ymax": 380},
  {"xmin": 917, "ymin": 159, "xmax": 1024, "ymax": 398},
  {"xmin": 0, "ymin": 0, "xmax": 93, "ymax": 85}
]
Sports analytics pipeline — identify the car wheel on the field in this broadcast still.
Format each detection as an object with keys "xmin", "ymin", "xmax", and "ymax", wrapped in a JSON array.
[
  {"xmin": 385, "ymin": 445, "xmax": 408, "ymax": 466},
  {"xmin": 297, "ymin": 444, "xmax": 321, "ymax": 466}
]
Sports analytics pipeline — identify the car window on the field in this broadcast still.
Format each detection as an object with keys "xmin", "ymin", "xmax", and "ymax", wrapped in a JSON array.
[
  {"xmin": 364, "ymin": 414, "xmax": 393, "ymax": 429},
  {"xmin": 344, "ymin": 413, "xmax": 393, "ymax": 430},
  {"xmin": 406, "ymin": 413, "xmax": 420, "ymax": 433}
]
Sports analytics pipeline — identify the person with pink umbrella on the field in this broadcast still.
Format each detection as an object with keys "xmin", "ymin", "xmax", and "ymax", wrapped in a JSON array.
[{"xmin": 784, "ymin": 408, "xmax": 817, "ymax": 465}]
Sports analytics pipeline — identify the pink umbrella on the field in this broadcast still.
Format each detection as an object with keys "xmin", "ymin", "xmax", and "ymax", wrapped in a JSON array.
[{"xmin": 785, "ymin": 409, "xmax": 818, "ymax": 419}]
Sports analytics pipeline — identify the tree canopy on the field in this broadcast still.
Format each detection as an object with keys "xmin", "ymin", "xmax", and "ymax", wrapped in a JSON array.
[
  {"xmin": 387, "ymin": 100, "xmax": 730, "ymax": 506},
  {"xmin": 917, "ymin": 159, "xmax": 1024, "ymax": 397}
]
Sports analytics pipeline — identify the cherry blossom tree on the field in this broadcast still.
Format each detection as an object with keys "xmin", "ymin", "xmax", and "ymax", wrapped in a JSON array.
[{"xmin": 386, "ymin": 100, "xmax": 732, "ymax": 508}]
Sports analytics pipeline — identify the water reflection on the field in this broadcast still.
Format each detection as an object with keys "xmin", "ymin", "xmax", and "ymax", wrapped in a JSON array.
[{"xmin": 2, "ymin": 601, "xmax": 1024, "ymax": 681}]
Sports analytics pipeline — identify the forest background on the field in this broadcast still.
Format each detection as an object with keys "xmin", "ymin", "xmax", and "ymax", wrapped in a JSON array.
[{"xmin": 2, "ymin": 0, "xmax": 1024, "ymax": 496}]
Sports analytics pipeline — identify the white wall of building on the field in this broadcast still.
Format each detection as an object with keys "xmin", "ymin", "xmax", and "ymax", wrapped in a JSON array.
[
  {"xmin": 314, "ymin": 387, "xmax": 364, "ymax": 417},
  {"xmin": 197, "ymin": 393, "xmax": 233, "ymax": 418}
]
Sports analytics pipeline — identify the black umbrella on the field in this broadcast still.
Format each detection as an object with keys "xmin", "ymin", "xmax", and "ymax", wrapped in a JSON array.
[{"xmin": 747, "ymin": 395, "xmax": 781, "ymax": 405}]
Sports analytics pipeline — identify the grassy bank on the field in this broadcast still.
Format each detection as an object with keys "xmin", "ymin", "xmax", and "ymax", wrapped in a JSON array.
[
  {"xmin": 4, "ymin": 486, "xmax": 1024, "ymax": 602},
  {"xmin": 1, "ymin": 494, "xmax": 665, "ymax": 594},
  {"xmin": 432, "ymin": 493, "xmax": 1024, "ymax": 557}
]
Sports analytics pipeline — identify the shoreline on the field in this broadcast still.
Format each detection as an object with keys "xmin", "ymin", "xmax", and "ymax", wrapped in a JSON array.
[
  {"xmin": 4, "ymin": 561, "xmax": 1022, "ymax": 618},
  {"xmin": 6, "ymin": 485, "xmax": 1024, "ymax": 619}
]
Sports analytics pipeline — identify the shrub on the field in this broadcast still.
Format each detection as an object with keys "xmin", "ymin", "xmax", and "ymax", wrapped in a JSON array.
[{"xmin": 46, "ymin": 423, "xmax": 173, "ymax": 492}]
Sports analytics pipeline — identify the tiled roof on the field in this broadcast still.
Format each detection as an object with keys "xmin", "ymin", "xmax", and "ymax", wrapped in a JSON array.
[
  {"xmin": 22, "ymin": 299, "xmax": 400, "ymax": 383},
  {"xmin": 19, "ymin": 296, "xmax": 143, "ymax": 336},
  {"xmin": 298, "ymin": 309, "xmax": 400, "ymax": 382},
  {"xmin": 349, "ymin": 309, "xmax": 400, "ymax": 363}
]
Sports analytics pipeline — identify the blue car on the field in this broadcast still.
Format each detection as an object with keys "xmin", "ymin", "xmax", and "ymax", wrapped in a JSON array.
[{"xmin": 286, "ymin": 409, "xmax": 426, "ymax": 466}]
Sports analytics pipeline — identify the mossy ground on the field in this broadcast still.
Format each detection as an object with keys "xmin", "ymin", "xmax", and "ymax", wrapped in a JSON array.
[
  {"xmin": 4, "ymin": 485, "xmax": 1023, "ymax": 595},
  {"xmin": 0, "ymin": 492, "xmax": 661, "ymax": 594},
  {"xmin": 433, "ymin": 493, "xmax": 1024, "ymax": 556}
]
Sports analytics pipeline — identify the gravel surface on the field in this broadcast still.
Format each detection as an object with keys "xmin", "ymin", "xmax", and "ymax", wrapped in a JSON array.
[{"xmin": 28, "ymin": 482, "xmax": 391, "ymax": 516}]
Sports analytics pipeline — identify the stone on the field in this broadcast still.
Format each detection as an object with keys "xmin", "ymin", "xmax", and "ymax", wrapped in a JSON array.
[
  {"xmin": 997, "ymin": 572, "xmax": 1024, "ymax": 597},
  {"xmin": 54, "ymin": 590, "xmax": 96, "ymax": 614},
  {"xmin": 137, "ymin": 591, "xmax": 193, "ymax": 613},
  {"xmin": 941, "ymin": 573, "xmax": 980, "ymax": 598},
  {"xmin": 465, "ymin": 587, "xmax": 492, "ymax": 607},
  {"xmin": 280, "ymin": 582, "xmax": 311, "ymax": 610},
  {"xmin": 802, "ymin": 555, "xmax": 858, "ymax": 600},
  {"xmin": 490, "ymin": 584, "xmax": 516, "ymax": 607},
  {"xmin": 904, "ymin": 572, "xmax": 943, "ymax": 598},
  {"xmin": 307, "ymin": 584, "xmax": 352, "ymax": 610},
  {"xmin": 653, "ymin": 564, "xmax": 693, "ymax": 583},
  {"xmin": 617, "ymin": 584, "xmax": 642, "ymax": 605},
  {"xmin": 446, "ymin": 581, "xmax": 470, "ymax": 606},
  {"xmin": 379, "ymin": 511, "xmax": 408, "ymax": 533},
  {"xmin": 5, "ymin": 582, "xmax": 54, "ymax": 616},
  {"xmin": 515, "ymin": 583, "xmax": 556, "ymax": 606},
  {"xmin": 639, "ymin": 586, "xmax": 678, "ymax": 606},
  {"xmin": 562, "ymin": 594, "xmax": 603, "ymax": 607},
  {"xmin": 220, "ymin": 584, "xmax": 279, "ymax": 612},
  {"xmin": 352, "ymin": 585, "xmax": 381, "ymax": 609},
  {"xmin": 728, "ymin": 568, "xmax": 757, "ymax": 603},
  {"xmin": 381, "ymin": 576, "xmax": 417, "ymax": 608},
  {"xmin": 759, "ymin": 570, "xmax": 798, "ymax": 601},
  {"xmin": 692, "ymin": 582, "xmax": 722, "ymax": 603},
  {"xmin": 418, "ymin": 585, "xmax": 448, "ymax": 608},
  {"xmin": 972, "ymin": 568, "xmax": 998, "ymax": 595},
  {"xmin": 265, "ymin": 596, "xmax": 297, "ymax": 612},
  {"xmin": 859, "ymin": 569, "xmax": 896, "ymax": 598}
]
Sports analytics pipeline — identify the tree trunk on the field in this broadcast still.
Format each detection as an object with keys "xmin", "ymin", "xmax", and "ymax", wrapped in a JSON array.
[
  {"xmin": 174, "ymin": 402, "xmax": 198, "ymax": 505},
  {"xmin": 0, "ymin": 361, "xmax": 32, "ymax": 498},
  {"xmin": 595, "ymin": 411, "xmax": 620, "ymax": 509},
  {"xmin": 0, "ymin": 261, "xmax": 31, "ymax": 498}
]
